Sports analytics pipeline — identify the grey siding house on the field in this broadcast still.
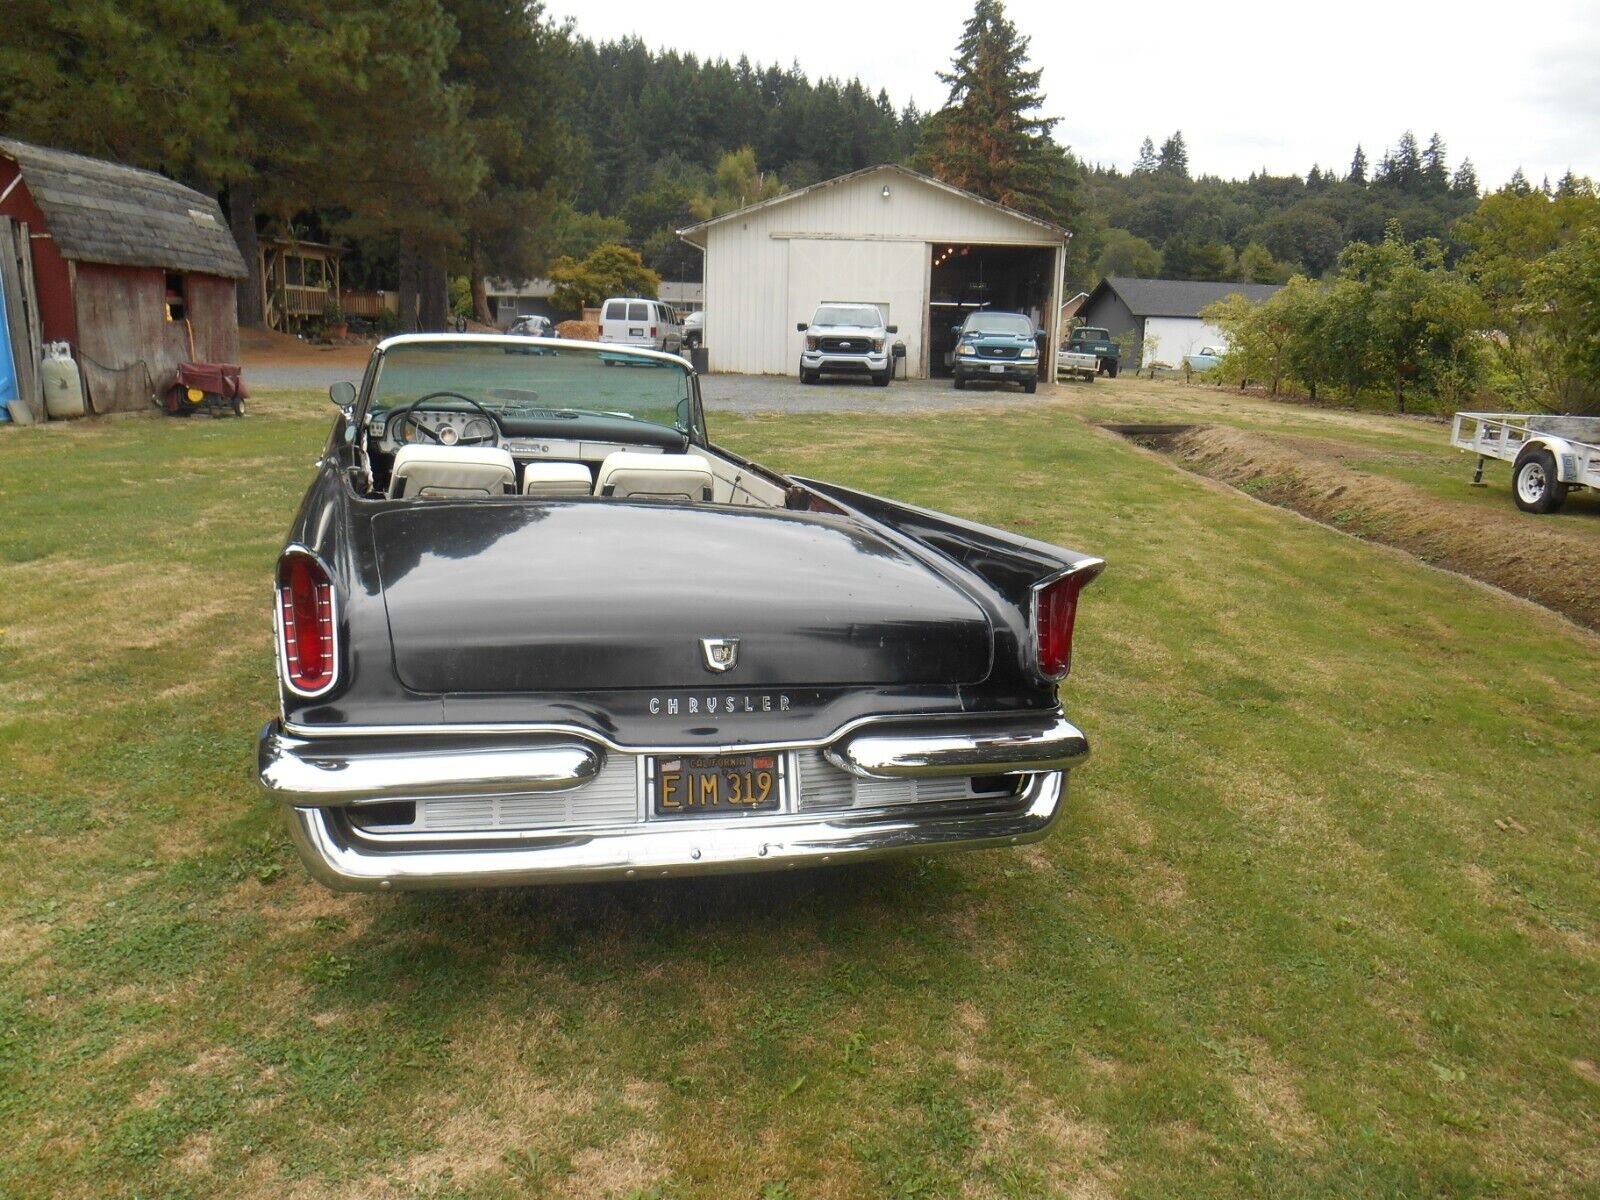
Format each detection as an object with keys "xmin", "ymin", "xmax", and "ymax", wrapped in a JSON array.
[{"xmin": 1079, "ymin": 276, "xmax": 1281, "ymax": 368}]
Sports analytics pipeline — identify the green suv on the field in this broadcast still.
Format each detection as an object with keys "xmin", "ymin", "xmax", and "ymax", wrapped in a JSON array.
[{"xmin": 951, "ymin": 311, "xmax": 1042, "ymax": 393}]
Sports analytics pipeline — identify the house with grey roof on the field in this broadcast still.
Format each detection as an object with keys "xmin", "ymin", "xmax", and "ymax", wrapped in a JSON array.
[
  {"xmin": 0, "ymin": 138, "xmax": 247, "ymax": 413},
  {"xmin": 1079, "ymin": 276, "xmax": 1281, "ymax": 369}
]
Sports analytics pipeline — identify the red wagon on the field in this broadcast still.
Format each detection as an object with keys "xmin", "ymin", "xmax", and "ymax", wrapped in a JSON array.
[{"xmin": 165, "ymin": 361, "xmax": 248, "ymax": 417}]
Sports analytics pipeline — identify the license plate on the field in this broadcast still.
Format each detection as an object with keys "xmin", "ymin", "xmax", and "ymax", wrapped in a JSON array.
[
  {"xmin": 629, "ymin": 327, "xmax": 644, "ymax": 336},
  {"xmin": 650, "ymin": 754, "xmax": 784, "ymax": 817},
  {"xmin": 989, "ymin": 363, "xmax": 1006, "ymax": 373}
]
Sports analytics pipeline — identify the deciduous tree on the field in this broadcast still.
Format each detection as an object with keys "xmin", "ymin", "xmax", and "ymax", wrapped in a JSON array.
[{"xmin": 547, "ymin": 243, "xmax": 660, "ymax": 311}]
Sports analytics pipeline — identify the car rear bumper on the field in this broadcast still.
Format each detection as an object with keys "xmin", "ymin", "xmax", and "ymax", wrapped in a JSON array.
[{"xmin": 259, "ymin": 712, "xmax": 1089, "ymax": 890}]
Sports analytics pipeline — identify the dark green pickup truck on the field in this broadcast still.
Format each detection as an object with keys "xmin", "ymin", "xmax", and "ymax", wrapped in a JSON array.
[{"xmin": 1067, "ymin": 327, "xmax": 1121, "ymax": 377}]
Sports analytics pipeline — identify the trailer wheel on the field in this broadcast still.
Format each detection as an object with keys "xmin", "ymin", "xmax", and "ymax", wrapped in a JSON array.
[
  {"xmin": 1106, "ymin": 361, "xmax": 1119, "ymax": 378},
  {"xmin": 1513, "ymin": 447, "xmax": 1568, "ymax": 514}
]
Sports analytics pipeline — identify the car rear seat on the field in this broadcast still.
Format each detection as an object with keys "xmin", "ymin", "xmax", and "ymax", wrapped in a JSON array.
[
  {"xmin": 388, "ymin": 445, "xmax": 517, "ymax": 499},
  {"xmin": 593, "ymin": 451, "xmax": 715, "ymax": 502},
  {"xmin": 521, "ymin": 462, "xmax": 594, "ymax": 497}
]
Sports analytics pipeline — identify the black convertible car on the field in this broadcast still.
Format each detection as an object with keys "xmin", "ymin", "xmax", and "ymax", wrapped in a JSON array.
[{"xmin": 258, "ymin": 335, "xmax": 1104, "ymax": 890}]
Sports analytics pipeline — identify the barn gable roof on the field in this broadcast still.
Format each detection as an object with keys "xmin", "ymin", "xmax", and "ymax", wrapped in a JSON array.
[
  {"xmin": 0, "ymin": 139, "xmax": 247, "ymax": 279},
  {"xmin": 677, "ymin": 163, "xmax": 1070, "ymax": 246},
  {"xmin": 1093, "ymin": 276, "xmax": 1281, "ymax": 318}
]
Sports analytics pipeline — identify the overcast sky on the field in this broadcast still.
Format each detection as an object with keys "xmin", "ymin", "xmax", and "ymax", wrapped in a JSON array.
[{"xmin": 544, "ymin": 0, "xmax": 1599, "ymax": 189}]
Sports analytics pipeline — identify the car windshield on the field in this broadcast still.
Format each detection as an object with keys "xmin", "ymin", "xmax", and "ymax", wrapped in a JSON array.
[
  {"xmin": 1076, "ymin": 327, "xmax": 1109, "ymax": 340},
  {"xmin": 965, "ymin": 313, "xmax": 1034, "ymax": 337},
  {"xmin": 812, "ymin": 305, "xmax": 882, "ymax": 327},
  {"xmin": 367, "ymin": 339, "xmax": 697, "ymax": 437}
]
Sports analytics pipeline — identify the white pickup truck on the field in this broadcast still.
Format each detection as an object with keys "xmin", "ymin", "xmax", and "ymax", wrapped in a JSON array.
[
  {"xmin": 1056, "ymin": 345, "xmax": 1100, "ymax": 383},
  {"xmin": 1451, "ymin": 412, "xmax": 1600, "ymax": 513}
]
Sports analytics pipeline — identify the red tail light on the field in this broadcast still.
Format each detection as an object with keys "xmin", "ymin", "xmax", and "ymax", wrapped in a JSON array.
[
  {"xmin": 650, "ymin": 325, "xmax": 658, "ymax": 337},
  {"xmin": 277, "ymin": 551, "xmax": 337, "ymax": 695},
  {"xmin": 1033, "ymin": 573, "xmax": 1087, "ymax": 680}
]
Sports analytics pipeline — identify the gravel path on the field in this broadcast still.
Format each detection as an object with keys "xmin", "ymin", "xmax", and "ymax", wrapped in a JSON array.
[{"xmin": 246, "ymin": 362, "xmax": 1058, "ymax": 412}]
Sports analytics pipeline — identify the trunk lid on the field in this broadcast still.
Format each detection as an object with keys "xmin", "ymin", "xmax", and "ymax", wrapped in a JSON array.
[{"xmin": 372, "ymin": 501, "xmax": 992, "ymax": 693}]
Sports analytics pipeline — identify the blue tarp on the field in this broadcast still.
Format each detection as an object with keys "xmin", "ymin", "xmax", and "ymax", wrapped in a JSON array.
[{"xmin": 0, "ymin": 279, "xmax": 16, "ymax": 419}]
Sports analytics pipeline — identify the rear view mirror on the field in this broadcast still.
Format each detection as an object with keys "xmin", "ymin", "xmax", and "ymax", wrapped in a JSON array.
[
  {"xmin": 796, "ymin": 322, "xmax": 808, "ymax": 333},
  {"xmin": 886, "ymin": 324, "xmax": 898, "ymax": 334},
  {"xmin": 329, "ymin": 381, "xmax": 357, "ymax": 409}
]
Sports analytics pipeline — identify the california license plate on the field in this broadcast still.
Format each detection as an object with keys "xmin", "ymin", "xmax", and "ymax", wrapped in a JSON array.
[
  {"xmin": 650, "ymin": 753, "xmax": 783, "ymax": 817},
  {"xmin": 989, "ymin": 363, "xmax": 1006, "ymax": 373}
]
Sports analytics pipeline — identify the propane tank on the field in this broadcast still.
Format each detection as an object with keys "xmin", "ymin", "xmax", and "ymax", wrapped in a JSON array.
[{"xmin": 40, "ymin": 343, "xmax": 87, "ymax": 419}]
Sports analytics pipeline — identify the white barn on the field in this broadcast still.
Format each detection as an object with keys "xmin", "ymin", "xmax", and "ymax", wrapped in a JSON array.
[{"xmin": 678, "ymin": 164, "xmax": 1070, "ymax": 379}]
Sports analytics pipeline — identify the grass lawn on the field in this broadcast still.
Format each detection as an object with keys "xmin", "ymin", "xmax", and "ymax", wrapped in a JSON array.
[
  {"xmin": 0, "ymin": 387, "xmax": 1596, "ymax": 1199},
  {"xmin": 1072, "ymin": 375, "xmax": 1600, "ymax": 530}
]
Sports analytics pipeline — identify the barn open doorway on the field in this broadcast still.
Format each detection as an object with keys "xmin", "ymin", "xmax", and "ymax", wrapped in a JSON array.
[{"xmin": 927, "ymin": 243, "xmax": 1058, "ymax": 378}]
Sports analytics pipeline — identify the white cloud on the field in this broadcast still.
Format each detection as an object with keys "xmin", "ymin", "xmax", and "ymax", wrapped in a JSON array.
[{"xmin": 546, "ymin": 0, "xmax": 1600, "ymax": 187}]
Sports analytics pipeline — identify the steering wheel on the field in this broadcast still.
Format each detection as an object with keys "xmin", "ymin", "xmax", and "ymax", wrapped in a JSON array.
[{"xmin": 391, "ymin": 391, "xmax": 503, "ymax": 447}]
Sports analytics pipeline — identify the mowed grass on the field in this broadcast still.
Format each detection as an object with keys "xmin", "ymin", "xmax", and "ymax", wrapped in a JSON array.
[
  {"xmin": 0, "ymin": 388, "xmax": 1596, "ymax": 1199},
  {"xmin": 1073, "ymin": 375, "xmax": 1600, "ymax": 530}
]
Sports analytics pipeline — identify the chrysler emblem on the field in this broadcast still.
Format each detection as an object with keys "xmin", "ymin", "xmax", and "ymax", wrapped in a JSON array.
[{"xmin": 701, "ymin": 637, "xmax": 740, "ymax": 672}]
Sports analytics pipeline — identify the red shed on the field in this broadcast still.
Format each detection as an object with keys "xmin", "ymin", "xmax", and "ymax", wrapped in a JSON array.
[{"xmin": 0, "ymin": 138, "xmax": 247, "ymax": 413}]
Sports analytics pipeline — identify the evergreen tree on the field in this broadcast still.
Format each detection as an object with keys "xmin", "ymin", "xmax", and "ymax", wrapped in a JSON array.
[
  {"xmin": 1376, "ymin": 131, "xmax": 1423, "ymax": 192},
  {"xmin": 1349, "ymin": 145, "xmax": 1368, "ymax": 185},
  {"xmin": 1157, "ymin": 131, "xmax": 1189, "ymax": 178},
  {"xmin": 1422, "ymin": 133, "xmax": 1449, "ymax": 193},
  {"xmin": 443, "ymin": 0, "xmax": 581, "ymax": 322},
  {"xmin": 1134, "ymin": 137, "xmax": 1159, "ymax": 173},
  {"xmin": 916, "ymin": 0, "xmax": 1077, "ymax": 223},
  {"xmin": 1507, "ymin": 168, "xmax": 1533, "ymax": 196},
  {"xmin": 1554, "ymin": 170, "xmax": 1595, "ymax": 199},
  {"xmin": 1451, "ymin": 159, "xmax": 1479, "ymax": 197}
]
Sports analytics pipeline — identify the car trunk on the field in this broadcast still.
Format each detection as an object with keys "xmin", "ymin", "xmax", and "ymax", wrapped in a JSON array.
[{"xmin": 372, "ymin": 501, "xmax": 993, "ymax": 693}]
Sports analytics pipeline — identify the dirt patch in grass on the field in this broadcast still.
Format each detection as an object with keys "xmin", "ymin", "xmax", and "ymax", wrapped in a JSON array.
[{"xmin": 1135, "ymin": 424, "xmax": 1600, "ymax": 630}]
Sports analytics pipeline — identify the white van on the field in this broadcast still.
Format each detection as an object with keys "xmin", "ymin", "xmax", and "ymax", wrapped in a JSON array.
[{"xmin": 598, "ymin": 297, "xmax": 683, "ymax": 354}]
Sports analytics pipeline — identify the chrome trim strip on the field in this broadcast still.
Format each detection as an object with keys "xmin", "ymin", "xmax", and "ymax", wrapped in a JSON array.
[
  {"xmin": 826, "ymin": 714, "xmax": 1090, "ymax": 779},
  {"xmin": 283, "ymin": 772, "xmax": 1066, "ymax": 891},
  {"xmin": 259, "ymin": 726, "xmax": 603, "ymax": 805}
]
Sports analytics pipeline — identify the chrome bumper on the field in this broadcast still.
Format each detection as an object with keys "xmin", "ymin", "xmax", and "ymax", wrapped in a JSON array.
[{"xmin": 259, "ymin": 712, "xmax": 1089, "ymax": 891}]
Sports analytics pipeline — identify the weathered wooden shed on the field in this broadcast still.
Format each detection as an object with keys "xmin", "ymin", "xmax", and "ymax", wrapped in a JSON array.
[{"xmin": 0, "ymin": 138, "xmax": 247, "ymax": 413}]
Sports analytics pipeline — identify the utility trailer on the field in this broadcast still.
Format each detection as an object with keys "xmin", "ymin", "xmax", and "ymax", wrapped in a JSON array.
[{"xmin": 1451, "ymin": 412, "xmax": 1600, "ymax": 513}]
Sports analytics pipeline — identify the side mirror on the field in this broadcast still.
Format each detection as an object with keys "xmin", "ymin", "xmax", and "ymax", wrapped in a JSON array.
[
  {"xmin": 886, "ymin": 324, "xmax": 898, "ymax": 334},
  {"xmin": 951, "ymin": 325, "xmax": 963, "ymax": 338},
  {"xmin": 1036, "ymin": 328, "xmax": 1046, "ymax": 339},
  {"xmin": 329, "ymin": 381, "xmax": 357, "ymax": 409},
  {"xmin": 675, "ymin": 396, "xmax": 691, "ymax": 429},
  {"xmin": 796, "ymin": 322, "xmax": 808, "ymax": 333}
]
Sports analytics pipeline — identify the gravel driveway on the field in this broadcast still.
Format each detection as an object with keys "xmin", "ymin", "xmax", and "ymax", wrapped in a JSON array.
[
  {"xmin": 245, "ymin": 362, "xmax": 1057, "ymax": 411},
  {"xmin": 699, "ymin": 372, "xmax": 1055, "ymax": 413}
]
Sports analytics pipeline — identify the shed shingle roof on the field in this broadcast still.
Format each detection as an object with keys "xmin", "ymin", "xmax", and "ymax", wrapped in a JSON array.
[
  {"xmin": 0, "ymin": 139, "xmax": 247, "ymax": 278},
  {"xmin": 1098, "ymin": 276, "xmax": 1280, "ymax": 318}
]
